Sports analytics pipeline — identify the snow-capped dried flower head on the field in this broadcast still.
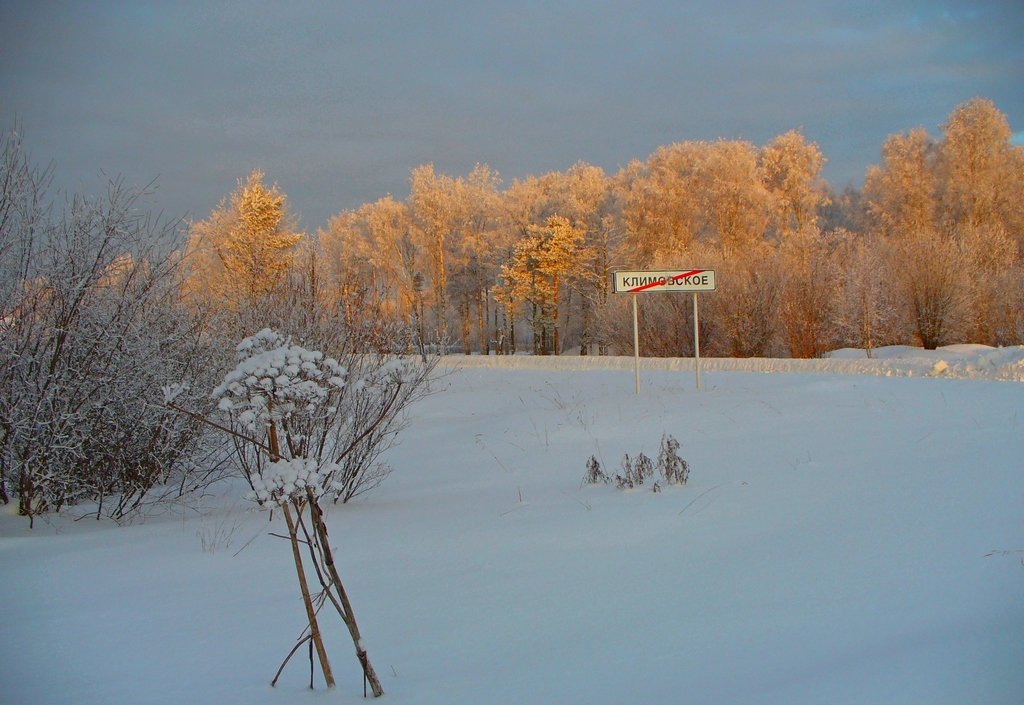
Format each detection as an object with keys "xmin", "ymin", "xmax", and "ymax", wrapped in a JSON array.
[
  {"xmin": 234, "ymin": 328, "xmax": 288, "ymax": 361},
  {"xmin": 248, "ymin": 458, "xmax": 347, "ymax": 505},
  {"xmin": 248, "ymin": 458, "xmax": 335, "ymax": 504},
  {"xmin": 211, "ymin": 329, "xmax": 347, "ymax": 433}
]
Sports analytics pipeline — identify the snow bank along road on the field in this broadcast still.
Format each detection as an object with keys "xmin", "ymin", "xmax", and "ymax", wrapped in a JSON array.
[{"xmin": 437, "ymin": 344, "xmax": 1024, "ymax": 382}]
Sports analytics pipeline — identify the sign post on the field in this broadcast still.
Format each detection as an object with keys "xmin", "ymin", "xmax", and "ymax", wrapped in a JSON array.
[
  {"xmin": 631, "ymin": 293, "xmax": 641, "ymax": 394},
  {"xmin": 612, "ymin": 269, "xmax": 717, "ymax": 393},
  {"xmin": 692, "ymin": 291, "xmax": 702, "ymax": 391}
]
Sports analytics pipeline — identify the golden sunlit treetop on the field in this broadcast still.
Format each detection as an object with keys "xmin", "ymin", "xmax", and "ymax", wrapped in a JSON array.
[{"xmin": 185, "ymin": 169, "xmax": 304, "ymax": 307}]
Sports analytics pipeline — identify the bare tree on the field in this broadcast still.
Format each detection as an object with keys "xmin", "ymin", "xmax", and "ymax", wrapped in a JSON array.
[
  {"xmin": 778, "ymin": 228, "xmax": 841, "ymax": 358},
  {"xmin": 0, "ymin": 128, "xmax": 224, "ymax": 523},
  {"xmin": 834, "ymin": 231, "xmax": 899, "ymax": 356}
]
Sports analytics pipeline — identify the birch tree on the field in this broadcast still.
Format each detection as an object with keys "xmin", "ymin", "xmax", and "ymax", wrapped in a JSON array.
[
  {"xmin": 319, "ymin": 197, "xmax": 426, "ymax": 344},
  {"xmin": 446, "ymin": 164, "xmax": 504, "ymax": 355},
  {"xmin": 500, "ymin": 215, "xmax": 586, "ymax": 354},
  {"xmin": 760, "ymin": 130, "xmax": 829, "ymax": 241},
  {"xmin": 778, "ymin": 228, "xmax": 840, "ymax": 357},
  {"xmin": 937, "ymin": 98, "xmax": 1016, "ymax": 229},
  {"xmin": 699, "ymin": 140, "xmax": 773, "ymax": 256},
  {"xmin": 936, "ymin": 99, "xmax": 1023, "ymax": 343},
  {"xmin": 834, "ymin": 232, "xmax": 899, "ymax": 356},
  {"xmin": 863, "ymin": 128, "xmax": 938, "ymax": 239},
  {"xmin": 409, "ymin": 164, "xmax": 459, "ymax": 348},
  {"xmin": 864, "ymin": 100, "xmax": 1024, "ymax": 346},
  {"xmin": 618, "ymin": 143, "xmax": 704, "ymax": 264}
]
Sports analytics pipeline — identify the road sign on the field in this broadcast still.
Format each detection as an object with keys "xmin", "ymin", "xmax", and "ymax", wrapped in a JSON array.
[
  {"xmin": 611, "ymin": 269, "xmax": 717, "ymax": 393},
  {"xmin": 613, "ymin": 269, "xmax": 716, "ymax": 293}
]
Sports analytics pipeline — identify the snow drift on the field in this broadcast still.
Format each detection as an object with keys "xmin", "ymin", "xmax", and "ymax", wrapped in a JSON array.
[{"xmin": 2, "ymin": 346, "xmax": 1021, "ymax": 704}]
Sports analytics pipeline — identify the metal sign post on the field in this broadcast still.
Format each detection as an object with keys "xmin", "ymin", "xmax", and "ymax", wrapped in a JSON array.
[
  {"xmin": 632, "ymin": 294, "xmax": 640, "ymax": 394},
  {"xmin": 612, "ymin": 269, "xmax": 717, "ymax": 394},
  {"xmin": 693, "ymin": 291, "xmax": 702, "ymax": 391}
]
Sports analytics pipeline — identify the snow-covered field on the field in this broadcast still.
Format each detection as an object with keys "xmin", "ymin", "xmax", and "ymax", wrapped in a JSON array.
[{"xmin": 3, "ymin": 345, "xmax": 1023, "ymax": 705}]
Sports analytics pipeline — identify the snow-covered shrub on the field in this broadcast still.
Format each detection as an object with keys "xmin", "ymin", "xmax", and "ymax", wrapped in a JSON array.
[
  {"xmin": 613, "ymin": 454, "xmax": 634, "ymax": 490},
  {"xmin": 0, "ymin": 129, "xmax": 225, "ymax": 524},
  {"xmin": 635, "ymin": 452, "xmax": 655, "ymax": 483},
  {"xmin": 211, "ymin": 328, "xmax": 433, "ymax": 504},
  {"xmin": 587, "ymin": 437, "xmax": 690, "ymax": 493},
  {"xmin": 583, "ymin": 455, "xmax": 608, "ymax": 485},
  {"xmin": 201, "ymin": 328, "xmax": 432, "ymax": 696},
  {"xmin": 613, "ymin": 452, "xmax": 654, "ymax": 489},
  {"xmin": 657, "ymin": 434, "xmax": 690, "ymax": 485}
]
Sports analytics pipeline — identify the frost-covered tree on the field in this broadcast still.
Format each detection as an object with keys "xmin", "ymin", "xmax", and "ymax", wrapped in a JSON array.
[
  {"xmin": 500, "ymin": 215, "xmax": 587, "ymax": 354},
  {"xmin": 319, "ymin": 201, "xmax": 408, "ymax": 333},
  {"xmin": 408, "ymin": 164, "xmax": 458, "ymax": 347},
  {"xmin": 778, "ymin": 228, "xmax": 840, "ymax": 358},
  {"xmin": 760, "ymin": 130, "xmax": 829, "ymax": 242},
  {"xmin": 834, "ymin": 231, "xmax": 899, "ymax": 356},
  {"xmin": 863, "ymin": 128, "xmax": 938, "ymax": 239},
  {"xmin": 705, "ymin": 242, "xmax": 783, "ymax": 357},
  {"xmin": 863, "ymin": 99, "xmax": 1024, "ymax": 346},
  {"xmin": 699, "ymin": 140, "xmax": 773, "ymax": 256},
  {"xmin": 445, "ymin": 164, "xmax": 506, "ymax": 355},
  {"xmin": 0, "ymin": 128, "xmax": 222, "ymax": 524},
  {"xmin": 548, "ymin": 163, "xmax": 618, "ymax": 355},
  {"xmin": 892, "ymin": 230, "xmax": 970, "ymax": 349},
  {"xmin": 185, "ymin": 169, "xmax": 303, "ymax": 308},
  {"xmin": 618, "ymin": 143, "xmax": 705, "ymax": 263},
  {"xmin": 937, "ymin": 98, "xmax": 1017, "ymax": 230}
]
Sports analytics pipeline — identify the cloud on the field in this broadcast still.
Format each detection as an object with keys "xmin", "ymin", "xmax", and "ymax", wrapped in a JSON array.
[{"xmin": 2, "ymin": 1, "xmax": 1021, "ymax": 227}]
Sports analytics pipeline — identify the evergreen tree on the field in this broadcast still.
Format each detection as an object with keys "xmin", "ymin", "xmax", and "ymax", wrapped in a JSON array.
[{"xmin": 185, "ymin": 169, "xmax": 303, "ymax": 307}]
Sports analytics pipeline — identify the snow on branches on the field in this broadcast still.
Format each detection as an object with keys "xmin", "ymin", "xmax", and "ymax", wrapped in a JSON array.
[
  {"xmin": 209, "ymin": 328, "xmax": 431, "ymax": 505},
  {"xmin": 202, "ymin": 327, "xmax": 421, "ymax": 696}
]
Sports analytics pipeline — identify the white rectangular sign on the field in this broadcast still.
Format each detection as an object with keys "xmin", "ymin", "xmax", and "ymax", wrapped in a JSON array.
[{"xmin": 613, "ymin": 269, "xmax": 716, "ymax": 293}]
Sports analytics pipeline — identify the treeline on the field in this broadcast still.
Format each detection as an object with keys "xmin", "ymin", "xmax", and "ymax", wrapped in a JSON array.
[
  {"xmin": 187, "ymin": 98, "xmax": 1022, "ymax": 358},
  {"xmin": 2, "ymin": 99, "xmax": 1021, "ymax": 521}
]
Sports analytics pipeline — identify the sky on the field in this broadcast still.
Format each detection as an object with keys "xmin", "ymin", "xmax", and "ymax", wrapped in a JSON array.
[{"xmin": 1, "ymin": 1, "xmax": 1022, "ymax": 231}]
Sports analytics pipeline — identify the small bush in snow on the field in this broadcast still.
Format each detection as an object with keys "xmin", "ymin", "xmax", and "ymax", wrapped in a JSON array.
[
  {"xmin": 210, "ymin": 328, "xmax": 432, "ymax": 504},
  {"xmin": 614, "ymin": 452, "xmax": 654, "ymax": 489},
  {"xmin": 613, "ymin": 454, "xmax": 633, "ymax": 489},
  {"xmin": 196, "ymin": 328, "xmax": 435, "ymax": 697},
  {"xmin": 583, "ymin": 455, "xmax": 608, "ymax": 485},
  {"xmin": 658, "ymin": 434, "xmax": 690, "ymax": 485},
  {"xmin": 635, "ymin": 453, "xmax": 655, "ymax": 483},
  {"xmin": 585, "ymin": 435, "xmax": 690, "ymax": 493}
]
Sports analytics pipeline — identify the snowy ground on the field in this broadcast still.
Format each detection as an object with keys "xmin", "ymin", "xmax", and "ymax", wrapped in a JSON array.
[{"xmin": 3, "ymin": 345, "xmax": 1023, "ymax": 704}]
